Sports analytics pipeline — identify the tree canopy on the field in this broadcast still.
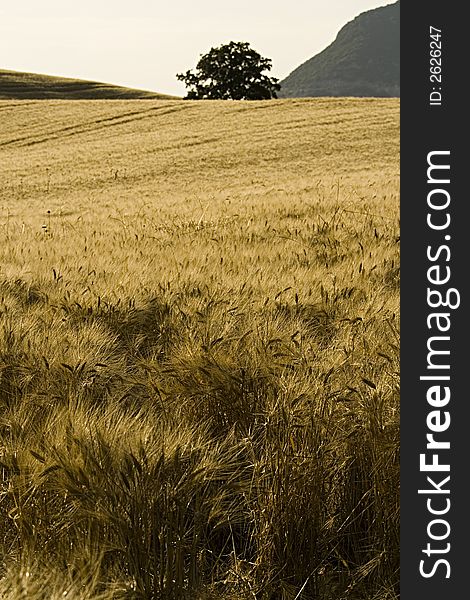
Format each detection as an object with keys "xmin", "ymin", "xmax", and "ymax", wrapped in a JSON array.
[{"xmin": 176, "ymin": 41, "xmax": 281, "ymax": 100}]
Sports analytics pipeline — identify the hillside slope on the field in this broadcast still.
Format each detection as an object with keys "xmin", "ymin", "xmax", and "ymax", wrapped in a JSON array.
[
  {"xmin": 0, "ymin": 98, "xmax": 399, "ymax": 215},
  {"xmin": 0, "ymin": 69, "xmax": 174, "ymax": 99},
  {"xmin": 280, "ymin": 1, "xmax": 399, "ymax": 98}
]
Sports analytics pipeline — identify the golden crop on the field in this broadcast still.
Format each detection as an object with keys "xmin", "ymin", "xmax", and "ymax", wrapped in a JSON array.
[{"xmin": 0, "ymin": 98, "xmax": 399, "ymax": 599}]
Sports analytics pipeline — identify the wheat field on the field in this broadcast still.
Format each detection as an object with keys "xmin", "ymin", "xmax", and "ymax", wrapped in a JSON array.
[{"xmin": 0, "ymin": 98, "xmax": 399, "ymax": 599}]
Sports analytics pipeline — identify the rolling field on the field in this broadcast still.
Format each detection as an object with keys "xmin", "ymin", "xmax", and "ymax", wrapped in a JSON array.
[
  {"xmin": 0, "ymin": 70, "xmax": 174, "ymax": 100},
  {"xmin": 0, "ymin": 98, "xmax": 399, "ymax": 599}
]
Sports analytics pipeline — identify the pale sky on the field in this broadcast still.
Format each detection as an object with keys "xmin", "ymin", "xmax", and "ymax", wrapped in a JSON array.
[{"xmin": 1, "ymin": 0, "xmax": 396, "ymax": 96}]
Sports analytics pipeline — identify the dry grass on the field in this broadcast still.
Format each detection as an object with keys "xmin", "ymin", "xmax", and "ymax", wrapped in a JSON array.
[
  {"xmin": 0, "ymin": 69, "xmax": 174, "ymax": 100},
  {"xmin": 0, "ymin": 98, "xmax": 399, "ymax": 599}
]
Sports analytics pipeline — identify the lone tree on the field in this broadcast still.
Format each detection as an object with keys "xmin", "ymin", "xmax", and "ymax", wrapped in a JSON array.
[{"xmin": 177, "ymin": 41, "xmax": 281, "ymax": 100}]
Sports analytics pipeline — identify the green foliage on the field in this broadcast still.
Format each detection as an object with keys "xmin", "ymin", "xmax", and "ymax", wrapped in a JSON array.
[{"xmin": 177, "ymin": 41, "xmax": 281, "ymax": 100}]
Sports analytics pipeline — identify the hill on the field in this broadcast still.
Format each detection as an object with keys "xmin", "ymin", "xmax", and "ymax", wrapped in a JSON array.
[
  {"xmin": 280, "ymin": 1, "xmax": 400, "ymax": 98},
  {"xmin": 0, "ymin": 69, "xmax": 175, "ymax": 99}
]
